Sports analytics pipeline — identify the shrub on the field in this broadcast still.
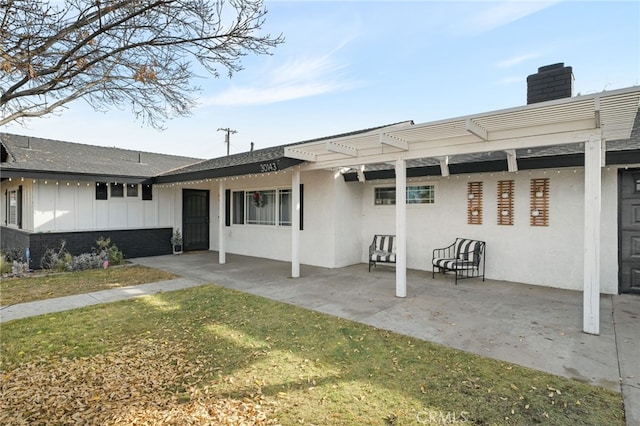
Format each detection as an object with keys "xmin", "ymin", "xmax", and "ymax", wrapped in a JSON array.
[
  {"xmin": 94, "ymin": 237, "xmax": 124, "ymax": 265},
  {"xmin": 3, "ymin": 247, "xmax": 26, "ymax": 263},
  {"xmin": 40, "ymin": 240, "xmax": 70, "ymax": 272},
  {"xmin": 0, "ymin": 254, "xmax": 11, "ymax": 274},
  {"xmin": 66, "ymin": 253, "xmax": 103, "ymax": 271}
]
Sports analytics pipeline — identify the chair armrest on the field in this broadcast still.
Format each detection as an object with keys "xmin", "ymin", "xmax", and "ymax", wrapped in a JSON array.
[{"xmin": 432, "ymin": 242, "xmax": 456, "ymax": 260}]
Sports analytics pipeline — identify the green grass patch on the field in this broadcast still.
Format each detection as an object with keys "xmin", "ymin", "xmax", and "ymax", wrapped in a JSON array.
[
  {"xmin": 1, "ymin": 285, "xmax": 624, "ymax": 425},
  {"xmin": 0, "ymin": 265, "xmax": 178, "ymax": 306}
]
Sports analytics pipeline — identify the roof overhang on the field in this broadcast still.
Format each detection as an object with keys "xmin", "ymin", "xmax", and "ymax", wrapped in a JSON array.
[
  {"xmin": 285, "ymin": 87, "xmax": 640, "ymax": 172},
  {"xmin": 154, "ymin": 157, "xmax": 304, "ymax": 184},
  {"xmin": 0, "ymin": 168, "xmax": 153, "ymax": 184}
]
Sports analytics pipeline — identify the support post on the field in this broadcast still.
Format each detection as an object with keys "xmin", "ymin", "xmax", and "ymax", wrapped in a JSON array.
[
  {"xmin": 583, "ymin": 135, "xmax": 601, "ymax": 335},
  {"xmin": 292, "ymin": 169, "xmax": 301, "ymax": 278},
  {"xmin": 218, "ymin": 180, "xmax": 226, "ymax": 264},
  {"xmin": 395, "ymin": 158, "xmax": 407, "ymax": 298}
]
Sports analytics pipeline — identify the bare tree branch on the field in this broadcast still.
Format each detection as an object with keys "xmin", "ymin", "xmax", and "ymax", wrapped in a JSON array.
[{"xmin": 0, "ymin": 0, "xmax": 284, "ymax": 128}]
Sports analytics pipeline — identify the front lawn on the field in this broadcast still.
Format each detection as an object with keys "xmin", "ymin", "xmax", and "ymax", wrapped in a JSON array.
[
  {"xmin": 0, "ymin": 285, "xmax": 624, "ymax": 425},
  {"xmin": 0, "ymin": 265, "xmax": 178, "ymax": 306}
]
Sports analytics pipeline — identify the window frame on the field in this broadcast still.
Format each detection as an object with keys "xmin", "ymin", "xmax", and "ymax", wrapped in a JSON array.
[
  {"xmin": 232, "ymin": 188, "xmax": 292, "ymax": 227},
  {"xmin": 6, "ymin": 186, "xmax": 21, "ymax": 228},
  {"xmin": 374, "ymin": 184, "xmax": 436, "ymax": 205}
]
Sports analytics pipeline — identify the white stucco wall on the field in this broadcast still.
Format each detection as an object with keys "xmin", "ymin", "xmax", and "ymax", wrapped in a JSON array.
[{"xmin": 357, "ymin": 166, "xmax": 628, "ymax": 294}]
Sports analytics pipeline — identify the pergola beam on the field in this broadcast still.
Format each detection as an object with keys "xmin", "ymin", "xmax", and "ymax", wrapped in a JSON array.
[
  {"xmin": 505, "ymin": 149, "xmax": 518, "ymax": 172},
  {"xmin": 380, "ymin": 133, "xmax": 409, "ymax": 150},
  {"xmin": 438, "ymin": 156, "xmax": 450, "ymax": 177},
  {"xmin": 326, "ymin": 141, "xmax": 357, "ymax": 157},
  {"xmin": 284, "ymin": 147, "xmax": 317, "ymax": 162},
  {"xmin": 466, "ymin": 118, "xmax": 488, "ymax": 140}
]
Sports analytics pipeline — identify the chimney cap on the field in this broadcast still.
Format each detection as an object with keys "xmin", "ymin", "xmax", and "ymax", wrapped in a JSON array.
[{"xmin": 537, "ymin": 63, "xmax": 566, "ymax": 73}]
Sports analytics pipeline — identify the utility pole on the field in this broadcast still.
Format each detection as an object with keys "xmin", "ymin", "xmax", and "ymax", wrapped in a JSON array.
[{"xmin": 217, "ymin": 127, "xmax": 237, "ymax": 156}]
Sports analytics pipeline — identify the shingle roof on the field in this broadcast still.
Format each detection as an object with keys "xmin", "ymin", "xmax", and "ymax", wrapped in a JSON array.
[
  {"xmin": 0, "ymin": 133, "xmax": 202, "ymax": 180},
  {"xmin": 156, "ymin": 121, "xmax": 415, "ymax": 182}
]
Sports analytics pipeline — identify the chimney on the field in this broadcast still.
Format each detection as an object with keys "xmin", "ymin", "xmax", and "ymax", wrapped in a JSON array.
[{"xmin": 526, "ymin": 63, "xmax": 574, "ymax": 104}]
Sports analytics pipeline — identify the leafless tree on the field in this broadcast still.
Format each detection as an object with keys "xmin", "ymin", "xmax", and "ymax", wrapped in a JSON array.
[{"xmin": 0, "ymin": 0, "xmax": 284, "ymax": 128}]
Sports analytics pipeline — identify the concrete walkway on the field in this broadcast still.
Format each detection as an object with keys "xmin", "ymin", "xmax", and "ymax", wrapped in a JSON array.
[{"xmin": 2, "ymin": 251, "xmax": 638, "ymax": 425}]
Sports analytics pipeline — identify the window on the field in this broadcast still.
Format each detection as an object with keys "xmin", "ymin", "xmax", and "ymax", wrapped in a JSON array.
[
  {"xmin": 127, "ymin": 184, "xmax": 138, "ymax": 197},
  {"xmin": 142, "ymin": 184, "xmax": 153, "ymax": 200},
  {"xmin": 375, "ymin": 185, "xmax": 435, "ymax": 205},
  {"xmin": 245, "ymin": 190, "xmax": 276, "ymax": 225},
  {"xmin": 407, "ymin": 185, "xmax": 435, "ymax": 204},
  {"xmin": 6, "ymin": 187, "xmax": 21, "ymax": 227},
  {"xmin": 374, "ymin": 187, "xmax": 396, "ymax": 205},
  {"xmin": 96, "ymin": 182, "xmax": 108, "ymax": 200},
  {"xmin": 110, "ymin": 183, "xmax": 124, "ymax": 197},
  {"xmin": 232, "ymin": 191, "xmax": 244, "ymax": 224},
  {"xmin": 231, "ymin": 188, "xmax": 291, "ymax": 226},
  {"xmin": 279, "ymin": 189, "xmax": 291, "ymax": 226}
]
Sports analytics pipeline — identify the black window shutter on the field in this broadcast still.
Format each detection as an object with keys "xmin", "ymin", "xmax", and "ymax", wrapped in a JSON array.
[
  {"xmin": 225, "ymin": 189, "xmax": 231, "ymax": 227},
  {"xmin": 299, "ymin": 184, "xmax": 304, "ymax": 231},
  {"xmin": 17, "ymin": 185, "xmax": 22, "ymax": 229}
]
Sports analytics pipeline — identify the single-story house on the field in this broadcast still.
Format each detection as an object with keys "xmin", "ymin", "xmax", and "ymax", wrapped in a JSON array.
[{"xmin": 2, "ymin": 63, "xmax": 639, "ymax": 335}]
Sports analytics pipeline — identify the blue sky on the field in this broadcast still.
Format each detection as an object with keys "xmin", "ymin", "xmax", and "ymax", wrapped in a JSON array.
[{"xmin": 4, "ymin": 0, "xmax": 639, "ymax": 159}]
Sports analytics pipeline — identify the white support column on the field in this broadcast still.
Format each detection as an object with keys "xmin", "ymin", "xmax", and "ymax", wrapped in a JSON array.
[
  {"xmin": 395, "ymin": 158, "xmax": 407, "ymax": 298},
  {"xmin": 583, "ymin": 135, "xmax": 601, "ymax": 335},
  {"xmin": 218, "ymin": 180, "xmax": 226, "ymax": 264},
  {"xmin": 291, "ymin": 169, "xmax": 301, "ymax": 278}
]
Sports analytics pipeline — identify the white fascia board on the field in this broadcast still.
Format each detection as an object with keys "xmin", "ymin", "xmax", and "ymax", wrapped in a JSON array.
[
  {"xmin": 466, "ymin": 118, "xmax": 488, "ymax": 140},
  {"xmin": 284, "ymin": 146, "xmax": 317, "ymax": 162},
  {"xmin": 326, "ymin": 141, "xmax": 358, "ymax": 157},
  {"xmin": 380, "ymin": 133, "xmax": 409, "ymax": 150}
]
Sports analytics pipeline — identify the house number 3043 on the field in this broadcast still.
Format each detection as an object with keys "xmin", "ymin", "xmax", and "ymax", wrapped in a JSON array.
[{"xmin": 260, "ymin": 162, "xmax": 278, "ymax": 173}]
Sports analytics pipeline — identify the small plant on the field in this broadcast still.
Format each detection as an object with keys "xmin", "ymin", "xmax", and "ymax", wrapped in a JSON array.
[
  {"xmin": 1, "ymin": 249, "xmax": 28, "ymax": 275},
  {"xmin": 66, "ymin": 253, "xmax": 103, "ymax": 271},
  {"xmin": 0, "ymin": 254, "xmax": 10, "ymax": 274},
  {"xmin": 171, "ymin": 229, "xmax": 183, "ymax": 246},
  {"xmin": 171, "ymin": 229, "xmax": 183, "ymax": 254},
  {"xmin": 94, "ymin": 237, "xmax": 124, "ymax": 266},
  {"xmin": 41, "ymin": 240, "xmax": 70, "ymax": 272}
]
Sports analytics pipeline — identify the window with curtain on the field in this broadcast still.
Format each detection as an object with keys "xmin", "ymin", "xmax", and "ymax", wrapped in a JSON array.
[
  {"xmin": 7, "ymin": 188, "xmax": 19, "ymax": 226},
  {"xmin": 245, "ymin": 190, "xmax": 276, "ymax": 225},
  {"xmin": 232, "ymin": 188, "xmax": 291, "ymax": 226}
]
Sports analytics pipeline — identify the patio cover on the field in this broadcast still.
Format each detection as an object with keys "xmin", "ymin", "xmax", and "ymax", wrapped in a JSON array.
[{"xmin": 285, "ymin": 86, "xmax": 640, "ymax": 335}]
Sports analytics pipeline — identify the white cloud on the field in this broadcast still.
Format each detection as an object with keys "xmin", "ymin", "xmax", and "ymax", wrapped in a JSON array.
[
  {"xmin": 201, "ymin": 39, "xmax": 361, "ymax": 107},
  {"xmin": 453, "ymin": 1, "xmax": 559, "ymax": 36},
  {"xmin": 496, "ymin": 52, "xmax": 542, "ymax": 68}
]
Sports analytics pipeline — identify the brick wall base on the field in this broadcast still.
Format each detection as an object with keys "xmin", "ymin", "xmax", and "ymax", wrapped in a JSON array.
[{"xmin": 1, "ymin": 227, "xmax": 174, "ymax": 269}]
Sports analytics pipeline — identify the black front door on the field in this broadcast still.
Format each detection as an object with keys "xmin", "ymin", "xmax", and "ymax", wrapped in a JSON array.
[
  {"xmin": 183, "ymin": 189, "xmax": 210, "ymax": 251},
  {"xmin": 619, "ymin": 169, "xmax": 640, "ymax": 294}
]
